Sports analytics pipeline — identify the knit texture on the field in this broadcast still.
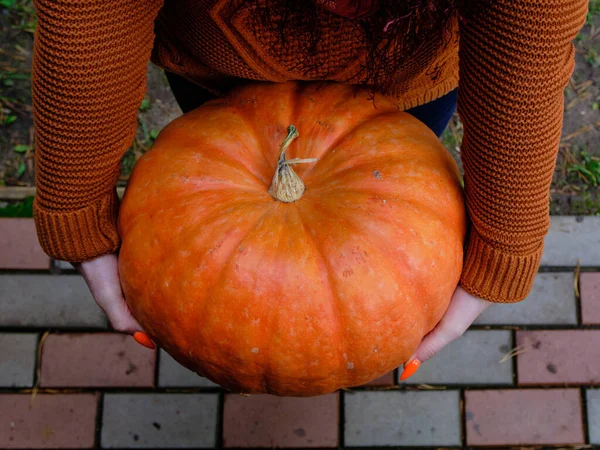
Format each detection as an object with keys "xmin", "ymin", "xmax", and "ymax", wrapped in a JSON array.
[
  {"xmin": 32, "ymin": 0, "xmax": 163, "ymax": 261},
  {"xmin": 457, "ymin": 0, "xmax": 587, "ymax": 302},
  {"xmin": 32, "ymin": 0, "xmax": 587, "ymax": 301}
]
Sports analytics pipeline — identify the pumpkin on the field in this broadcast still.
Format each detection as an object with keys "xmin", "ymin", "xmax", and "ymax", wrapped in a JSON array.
[{"xmin": 118, "ymin": 82, "xmax": 466, "ymax": 397}]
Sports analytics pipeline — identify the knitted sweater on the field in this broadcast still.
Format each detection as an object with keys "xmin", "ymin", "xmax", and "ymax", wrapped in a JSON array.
[{"xmin": 32, "ymin": 0, "xmax": 587, "ymax": 303}]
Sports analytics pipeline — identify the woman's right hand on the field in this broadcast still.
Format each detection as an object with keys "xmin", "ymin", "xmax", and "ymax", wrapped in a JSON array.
[{"xmin": 74, "ymin": 253, "xmax": 155, "ymax": 349}]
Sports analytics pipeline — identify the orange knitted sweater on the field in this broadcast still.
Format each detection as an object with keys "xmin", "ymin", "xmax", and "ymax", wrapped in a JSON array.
[{"xmin": 31, "ymin": 0, "xmax": 587, "ymax": 303}]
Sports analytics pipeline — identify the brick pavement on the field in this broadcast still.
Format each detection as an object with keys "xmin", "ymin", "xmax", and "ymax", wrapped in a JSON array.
[{"xmin": 0, "ymin": 216, "xmax": 599, "ymax": 448}]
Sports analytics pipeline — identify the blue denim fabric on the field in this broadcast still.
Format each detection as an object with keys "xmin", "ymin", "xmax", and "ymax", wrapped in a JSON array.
[{"xmin": 405, "ymin": 89, "xmax": 458, "ymax": 137}]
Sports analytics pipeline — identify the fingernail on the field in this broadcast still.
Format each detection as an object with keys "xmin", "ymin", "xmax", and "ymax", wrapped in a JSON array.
[
  {"xmin": 400, "ymin": 358, "xmax": 421, "ymax": 381},
  {"xmin": 133, "ymin": 332, "xmax": 156, "ymax": 349}
]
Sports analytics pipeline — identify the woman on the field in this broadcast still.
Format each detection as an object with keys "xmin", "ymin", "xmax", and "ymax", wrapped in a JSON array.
[{"xmin": 31, "ymin": 0, "xmax": 587, "ymax": 380}]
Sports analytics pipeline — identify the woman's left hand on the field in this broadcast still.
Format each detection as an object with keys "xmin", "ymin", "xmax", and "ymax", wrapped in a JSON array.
[{"xmin": 400, "ymin": 286, "xmax": 491, "ymax": 380}]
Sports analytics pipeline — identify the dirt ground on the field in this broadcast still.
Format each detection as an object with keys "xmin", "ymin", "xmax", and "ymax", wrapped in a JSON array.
[{"xmin": 1, "ymin": 0, "xmax": 599, "ymax": 215}]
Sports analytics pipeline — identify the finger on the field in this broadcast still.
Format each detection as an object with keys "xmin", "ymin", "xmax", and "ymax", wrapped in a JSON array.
[
  {"xmin": 99, "ymin": 293, "xmax": 155, "ymax": 349},
  {"xmin": 400, "ymin": 288, "xmax": 491, "ymax": 381},
  {"xmin": 78, "ymin": 254, "xmax": 149, "ymax": 338},
  {"xmin": 413, "ymin": 288, "xmax": 490, "ymax": 364},
  {"xmin": 96, "ymin": 288, "xmax": 144, "ymax": 335}
]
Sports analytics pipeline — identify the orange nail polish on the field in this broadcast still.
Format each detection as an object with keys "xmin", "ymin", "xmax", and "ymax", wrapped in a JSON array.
[
  {"xmin": 400, "ymin": 359, "xmax": 421, "ymax": 381},
  {"xmin": 133, "ymin": 332, "xmax": 156, "ymax": 349}
]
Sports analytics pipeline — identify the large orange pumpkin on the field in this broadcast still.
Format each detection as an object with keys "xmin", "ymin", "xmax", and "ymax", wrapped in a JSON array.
[{"xmin": 118, "ymin": 82, "xmax": 466, "ymax": 396}]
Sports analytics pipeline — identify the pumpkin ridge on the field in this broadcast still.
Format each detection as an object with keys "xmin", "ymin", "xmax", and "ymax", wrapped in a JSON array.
[
  {"xmin": 191, "ymin": 201, "xmax": 280, "ymax": 388},
  {"xmin": 299, "ymin": 110, "xmax": 405, "ymax": 183},
  {"xmin": 187, "ymin": 148, "xmax": 271, "ymax": 188},
  {"xmin": 289, "ymin": 84, "xmax": 398, "ymax": 179},
  {"xmin": 307, "ymin": 196, "xmax": 432, "ymax": 323},
  {"xmin": 140, "ymin": 196, "xmax": 275, "ymax": 326},
  {"xmin": 151, "ymin": 183, "xmax": 268, "ymax": 209},
  {"xmin": 306, "ymin": 197, "xmax": 421, "ymax": 297},
  {"xmin": 257, "ymin": 206, "xmax": 299, "ymax": 395},
  {"xmin": 227, "ymin": 83, "xmax": 301, "ymax": 180},
  {"xmin": 306, "ymin": 147, "xmax": 450, "ymax": 190},
  {"xmin": 291, "ymin": 83, "xmax": 400, "ymax": 163},
  {"xmin": 307, "ymin": 192, "xmax": 462, "ymax": 370},
  {"xmin": 293, "ymin": 205, "xmax": 349, "ymax": 389},
  {"xmin": 309, "ymin": 186, "xmax": 459, "ymax": 231},
  {"xmin": 154, "ymin": 194, "xmax": 272, "ymax": 256},
  {"xmin": 226, "ymin": 106, "xmax": 278, "ymax": 181},
  {"xmin": 165, "ymin": 105, "xmax": 274, "ymax": 186}
]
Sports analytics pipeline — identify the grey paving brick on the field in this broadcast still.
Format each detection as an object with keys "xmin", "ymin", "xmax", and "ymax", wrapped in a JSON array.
[
  {"xmin": 344, "ymin": 390, "xmax": 461, "ymax": 447},
  {"xmin": 401, "ymin": 330, "xmax": 513, "ymax": 385},
  {"xmin": 101, "ymin": 394, "xmax": 219, "ymax": 448},
  {"xmin": 475, "ymin": 273, "xmax": 577, "ymax": 325},
  {"xmin": 158, "ymin": 350, "xmax": 218, "ymax": 388},
  {"xmin": 542, "ymin": 216, "xmax": 600, "ymax": 266},
  {"xmin": 0, "ymin": 275, "xmax": 107, "ymax": 328},
  {"xmin": 0, "ymin": 333, "xmax": 37, "ymax": 387},
  {"xmin": 588, "ymin": 389, "xmax": 600, "ymax": 445}
]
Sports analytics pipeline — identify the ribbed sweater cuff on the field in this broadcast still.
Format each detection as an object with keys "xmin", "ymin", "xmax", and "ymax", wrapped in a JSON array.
[
  {"xmin": 34, "ymin": 191, "xmax": 120, "ymax": 263},
  {"xmin": 460, "ymin": 230, "xmax": 543, "ymax": 303}
]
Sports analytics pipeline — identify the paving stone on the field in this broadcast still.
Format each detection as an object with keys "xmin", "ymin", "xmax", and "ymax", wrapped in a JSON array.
[
  {"xmin": 0, "ymin": 219, "xmax": 50, "ymax": 269},
  {"xmin": 475, "ymin": 273, "xmax": 577, "ymax": 325},
  {"xmin": 158, "ymin": 350, "xmax": 218, "ymax": 388},
  {"xmin": 223, "ymin": 394, "xmax": 339, "ymax": 448},
  {"xmin": 465, "ymin": 389, "xmax": 584, "ymax": 446},
  {"xmin": 0, "ymin": 333, "xmax": 37, "ymax": 387},
  {"xmin": 0, "ymin": 275, "xmax": 107, "ymax": 328},
  {"xmin": 40, "ymin": 333, "xmax": 156, "ymax": 388},
  {"xmin": 581, "ymin": 272, "xmax": 600, "ymax": 324},
  {"xmin": 401, "ymin": 330, "xmax": 513, "ymax": 385},
  {"xmin": 101, "ymin": 394, "xmax": 218, "ymax": 448},
  {"xmin": 542, "ymin": 216, "xmax": 600, "ymax": 266},
  {"xmin": 344, "ymin": 390, "xmax": 461, "ymax": 447},
  {"xmin": 0, "ymin": 393, "xmax": 98, "ymax": 448},
  {"xmin": 516, "ymin": 330, "xmax": 600, "ymax": 385},
  {"xmin": 587, "ymin": 389, "xmax": 600, "ymax": 445}
]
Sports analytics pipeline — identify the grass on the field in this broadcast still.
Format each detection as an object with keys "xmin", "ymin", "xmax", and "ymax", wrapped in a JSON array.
[
  {"xmin": 585, "ymin": 47, "xmax": 600, "ymax": 68},
  {"xmin": 588, "ymin": 0, "xmax": 600, "ymax": 20},
  {"xmin": 1, "ymin": 114, "xmax": 17, "ymax": 126},
  {"xmin": 440, "ymin": 115, "xmax": 462, "ymax": 153},
  {"xmin": 567, "ymin": 149, "xmax": 600, "ymax": 187},
  {"xmin": 0, "ymin": 0, "xmax": 36, "ymax": 32},
  {"xmin": 571, "ymin": 192, "xmax": 600, "ymax": 215},
  {"xmin": 0, "ymin": 195, "xmax": 33, "ymax": 217},
  {"xmin": 440, "ymin": 127, "xmax": 457, "ymax": 150}
]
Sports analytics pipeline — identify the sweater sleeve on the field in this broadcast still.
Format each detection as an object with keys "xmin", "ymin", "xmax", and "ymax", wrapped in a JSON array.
[
  {"xmin": 32, "ymin": 0, "xmax": 163, "ymax": 262},
  {"xmin": 457, "ymin": 0, "xmax": 587, "ymax": 302}
]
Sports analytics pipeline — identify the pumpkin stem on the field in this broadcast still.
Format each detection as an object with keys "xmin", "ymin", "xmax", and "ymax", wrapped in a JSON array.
[{"xmin": 268, "ymin": 125, "xmax": 317, "ymax": 203}]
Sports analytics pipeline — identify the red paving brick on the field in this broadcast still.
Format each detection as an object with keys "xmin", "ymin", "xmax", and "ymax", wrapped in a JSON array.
[
  {"xmin": 223, "ymin": 393, "xmax": 339, "ymax": 448},
  {"xmin": 0, "ymin": 219, "xmax": 50, "ymax": 270},
  {"xmin": 581, "ymin": 272, "xmax": 600, "ymax": 324},
  {"xmin": 40, "ymin": 333, "xmax": 156, "ymax": 387},
  {"xmin": 517, "ymin": 330, "xmax": 600, "ymax": 385},
  {"xmin": 465, "ymin": 389, "xmax": 584, "ymax": 446},
  {"xmin": 0, "ymin": 394, "xmax": 98, "ymax": 448}
]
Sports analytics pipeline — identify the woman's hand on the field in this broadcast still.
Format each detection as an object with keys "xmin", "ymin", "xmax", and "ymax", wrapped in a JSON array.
[
  {"xmin": 75, "ymin": 253, "xmax": 155, "ymax": 349},
  {"xmin": 400, "ymin": 286, "xmax": 491, "ymax": 380}
]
